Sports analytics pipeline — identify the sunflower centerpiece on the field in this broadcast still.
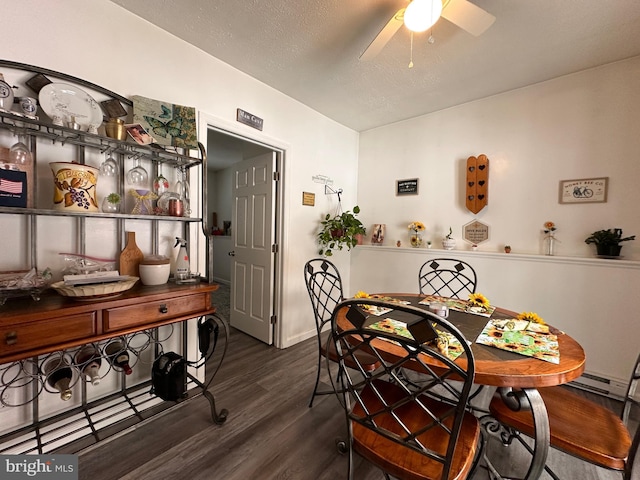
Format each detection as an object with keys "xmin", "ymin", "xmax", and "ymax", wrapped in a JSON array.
[
  {"xmin": 468, "ymin": 293, "xmax": 490, "ymax": 312},
  {"xmin": 408, "ymin": 221, "xmax": 426, "ymax": 248}
]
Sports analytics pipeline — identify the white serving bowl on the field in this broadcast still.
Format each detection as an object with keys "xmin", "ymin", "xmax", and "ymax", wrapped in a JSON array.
[{"xmin": 139, "ymin": 263, "xmax": 170, "ymax": 286}]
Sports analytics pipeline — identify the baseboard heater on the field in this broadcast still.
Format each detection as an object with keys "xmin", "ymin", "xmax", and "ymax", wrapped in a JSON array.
[{"xmin": 569, "ymin": 372, "xmax": 628, "ymax": 400}]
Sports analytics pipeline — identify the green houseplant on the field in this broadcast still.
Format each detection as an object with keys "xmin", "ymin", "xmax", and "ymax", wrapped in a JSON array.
[
  {"xmin": 585, "ymin": 228, "xmax": 635, "ymax": 257},
  {"xmin": 318, "ymin": 206, "xmax": 366, "ymax": 256}
]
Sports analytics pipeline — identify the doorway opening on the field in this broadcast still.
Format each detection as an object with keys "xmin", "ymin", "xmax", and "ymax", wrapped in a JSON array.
[{"xmin": 205, "ymin": 126, "xmax": 283, "ymax": 346}]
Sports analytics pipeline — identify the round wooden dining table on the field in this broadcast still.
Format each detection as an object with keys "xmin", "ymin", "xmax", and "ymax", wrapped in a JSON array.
[{"xmin": 335, "ymin": 294, "xmax": 587, "ymax": 480}]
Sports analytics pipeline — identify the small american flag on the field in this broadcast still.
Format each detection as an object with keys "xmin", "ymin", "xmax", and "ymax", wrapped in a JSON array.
[{"xmin": 0, "ymin": 178, "xmax": 24, "ymax": 194}]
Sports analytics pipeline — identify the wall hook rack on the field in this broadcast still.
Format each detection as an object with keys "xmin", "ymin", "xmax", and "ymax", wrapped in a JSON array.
[{"xmin": 325, "ymin": 185, "xmax": 343, "ymax": 203}]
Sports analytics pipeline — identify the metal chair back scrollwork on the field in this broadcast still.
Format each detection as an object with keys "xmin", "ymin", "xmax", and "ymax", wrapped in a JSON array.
[
  {"xmin": 418, "ymin": 258, "xmax": 477, "ymax": 299},
  {"xmin": 304, "ymin": 259, "xmax": 380, "ymax": 408},
  {"xmin": 330, "ymin": 298, "xmax": 482, "ymax": 480}
]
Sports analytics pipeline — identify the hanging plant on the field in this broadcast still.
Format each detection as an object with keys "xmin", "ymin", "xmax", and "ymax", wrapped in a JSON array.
[{"xmin": 318, "ymin": 206, "xmax": 366, "ymax": 256}]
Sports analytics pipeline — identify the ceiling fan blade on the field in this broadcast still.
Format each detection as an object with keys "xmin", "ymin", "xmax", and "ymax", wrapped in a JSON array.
[
  {"xmin": 441, "ymin": 0, "xmax": 495, "ymax": 36},
  {"xmin": 359, "ymin": 8, "xmax": 405, "ymax": 61}
]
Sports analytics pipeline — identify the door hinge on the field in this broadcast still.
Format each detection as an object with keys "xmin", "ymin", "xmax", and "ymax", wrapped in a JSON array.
[
  {"xmin": 270, "ymin": 315, "xmax": 277, "ymax": 325},
  {"xmin": 273, "ymin": 171, "xmax": 280, "ymax": 181},
  {"xmin": 271, "ymin": 244, "xmax": 278, "ymax": 253}
]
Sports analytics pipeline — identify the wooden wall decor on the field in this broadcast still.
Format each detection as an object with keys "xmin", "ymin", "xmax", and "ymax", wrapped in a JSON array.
[{"xmin": 466, "ymin": 154, "xmax": 489, "ymax": 214}]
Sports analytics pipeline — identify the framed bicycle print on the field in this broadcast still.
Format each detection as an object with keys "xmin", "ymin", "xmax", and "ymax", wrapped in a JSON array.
[{"xmin": 559, "ymin": 177, "xmax": 608, "ymax": 204}]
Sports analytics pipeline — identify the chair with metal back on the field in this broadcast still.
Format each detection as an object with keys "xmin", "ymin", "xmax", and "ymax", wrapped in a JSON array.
[
  {"xmin": 304, "ymin": 258, "xmax": 379, "ymax": 408},
  {"xmin": 488, "ymin": 352, "xmax": 640, "ymax": 479},
  {"xmin": 418, "ymin": 258, "xmax": 477, "ymax": 299},
  {"xmin": 330, "ymin": 298, "xmax": 482, "ymax": 480}
]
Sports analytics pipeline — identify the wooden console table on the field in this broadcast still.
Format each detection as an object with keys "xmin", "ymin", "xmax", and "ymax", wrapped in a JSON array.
[{"xmin": 0, "ymin": 282, "xmax": 228, "ymax": 454}]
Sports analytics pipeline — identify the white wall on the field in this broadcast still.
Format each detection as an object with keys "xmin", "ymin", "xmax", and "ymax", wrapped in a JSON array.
[
  {"xmin": 357, "ymin": 57, "xmax": 640, "ymax": 259},
  {"xmin": 1, "ymin": 0, "xmax": 360, "ymax": 348},
  {"xmin": 353, "ymin": 57, "xmax": 640, "ymax": 385}
]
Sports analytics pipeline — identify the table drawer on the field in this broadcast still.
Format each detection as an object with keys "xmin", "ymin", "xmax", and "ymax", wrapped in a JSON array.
[
  {"xmin": 103, "ymin": 294, "xmax": 208, "ymax": 332},
  {"xmin": 1, "ymin": 312, "xmax": 97, "ymax": 357}
]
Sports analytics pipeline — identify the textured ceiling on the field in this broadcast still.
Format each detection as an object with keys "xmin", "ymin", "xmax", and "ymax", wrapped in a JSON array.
[{"xmin": 110, "ymin": 0, "xmax": 640, "ymax": 132}]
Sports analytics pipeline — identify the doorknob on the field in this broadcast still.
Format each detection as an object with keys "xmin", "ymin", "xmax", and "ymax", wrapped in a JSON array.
[{"xmin": 228, "ymin": 251, "xmax": 235, "ymax": 256}]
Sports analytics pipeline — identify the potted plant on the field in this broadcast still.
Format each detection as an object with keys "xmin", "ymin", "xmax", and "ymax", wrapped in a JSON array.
[
  {"xmin": 318, "ymin": 206, "xmax": 366, "ymax": 256},
  {"xmin": 442, "ymin": 227, "xmax": 456, "ymax": 250},
  {"xmin": 101, "ymin": 192, "xmax": 121, "ymax": 213},
  {"xmin": 585, "ymin": 228, "xmax": 635, "ymax": 257}
]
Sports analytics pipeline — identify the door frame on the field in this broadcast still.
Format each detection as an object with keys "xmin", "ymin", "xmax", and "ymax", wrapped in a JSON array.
[{"xmin": 198, "ymin": 112, "xmax": 287, "ymax": 348}]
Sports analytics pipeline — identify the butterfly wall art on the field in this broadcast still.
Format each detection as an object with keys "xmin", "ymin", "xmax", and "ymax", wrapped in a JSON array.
[{"xmin": 132, "ymin": 95, "xmax": 197, "ymax": 149}]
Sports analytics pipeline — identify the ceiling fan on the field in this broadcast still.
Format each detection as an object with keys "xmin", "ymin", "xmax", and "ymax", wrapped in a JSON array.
[{"xmin": 360, "ymin": 0, "xmax": 495, "ymax": 61}]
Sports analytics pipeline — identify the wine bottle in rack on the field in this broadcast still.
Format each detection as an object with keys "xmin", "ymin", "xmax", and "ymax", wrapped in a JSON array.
[
  {"xmin": 75, "ymin": 345, "xmax": 102, "ymax": 385},
  {"xmin": 105, "ymin": 340, "xmax": 133, "ymax": 375},
  {"xmin": 43, "ymin": 358, "xmax": 73, "ymax": 401}
]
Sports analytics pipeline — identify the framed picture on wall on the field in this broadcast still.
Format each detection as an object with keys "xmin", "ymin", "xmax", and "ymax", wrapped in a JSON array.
[
  {"xmin": 396, "ymin": 178, "xmax": 419, "ymax": 195},
  {"xmin": 559, "ymin": 177, "xmax": 608, "ymax": 204}
]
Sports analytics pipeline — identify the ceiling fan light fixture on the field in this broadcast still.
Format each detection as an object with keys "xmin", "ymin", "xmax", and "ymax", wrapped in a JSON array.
[{"xmin": 404, "ymin": 0, "xmax": 443, "ymax": 33}]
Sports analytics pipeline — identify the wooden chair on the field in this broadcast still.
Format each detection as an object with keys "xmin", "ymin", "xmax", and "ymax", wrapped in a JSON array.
[
  {"xmin": 488, "ymin": 353, "xmax": 640, "ymax": 479},
  {"xmin": 304, "ymin": 259, "xmax": 379, "ymax": 408},
  {"xmin": 418, "ymin": 258, "xmax": 477, "ymax": 299},
  {"xmin": 330, "ymin": 298, "xmax": 482, "ymax": 480}
]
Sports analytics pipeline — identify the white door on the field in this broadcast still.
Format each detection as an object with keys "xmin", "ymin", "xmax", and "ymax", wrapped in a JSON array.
[{"xmin": 230, "ymin": 152, "xmax": 276, "ymax": 344}]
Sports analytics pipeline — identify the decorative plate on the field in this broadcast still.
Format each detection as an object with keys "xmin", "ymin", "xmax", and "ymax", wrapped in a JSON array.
[
  {"xmin": 39, "ymin": 83, "xmax": 102, "ymax": 128},
  {"xmin": 51, "ymin": 276, "xmax": 138, "ymax": 300}
]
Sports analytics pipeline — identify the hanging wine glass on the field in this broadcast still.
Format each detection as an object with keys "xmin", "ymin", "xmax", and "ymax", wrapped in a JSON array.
[
  {"xmin": 99, "ymin": 151, "xmax": 118, "ymax": 177},
  {"xmin": 9, "ymin": 134, "xmax": 32, "ymax": 168},
  {"xmin": 181, "ymin": 168, "xmax": 191, "ymax": 215},
  {"xmin": 126, "ymin": 156, "xmax": 148, "ymax": 189},
  {"xmin": 153, "ymin": 163, "xmax": 169, "ymax": 195},
  {"xmin": 174, "ymin": 166, "xmax": 185, "ymax": 199}
]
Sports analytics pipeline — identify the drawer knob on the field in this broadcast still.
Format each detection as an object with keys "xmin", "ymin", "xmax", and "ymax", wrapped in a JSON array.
[
  {"xmin": 5, "ymin": 331, "xmax": 17, "ymax": 345},
  {"xmin": 159, "ymin": 304, "xmax": 168, "ymax": 314}
]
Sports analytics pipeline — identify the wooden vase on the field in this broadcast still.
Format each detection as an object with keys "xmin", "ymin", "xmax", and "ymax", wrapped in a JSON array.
[{"xmin": 119, "ymin": 231, "xmax": 144, "ymax": 277}]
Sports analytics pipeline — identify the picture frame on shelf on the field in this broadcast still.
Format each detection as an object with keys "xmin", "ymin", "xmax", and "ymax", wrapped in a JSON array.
[
  {"xmin": 559, "ymin": 177, "xmax": 608, "ymax": 204},
  {"xmin": 125, "ymin": 123, "xmax": 154, "ymax": 145},
  {"xmin": 101, "ymin": 99, "xmax": 127, "ymax": 119}
]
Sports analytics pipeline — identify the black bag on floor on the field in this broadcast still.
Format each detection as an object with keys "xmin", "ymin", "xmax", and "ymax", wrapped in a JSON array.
[{"xmin": 151, "ymin": 352, "xmax": 187, "ymax": 401}]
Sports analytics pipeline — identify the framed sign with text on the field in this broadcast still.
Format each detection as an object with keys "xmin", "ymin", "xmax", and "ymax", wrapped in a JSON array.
[
  {"xmin": 396, "ymin": 178, "xmax": 419, "ymax": 196},
  {"xmin": 559, "ymin": 177, "xmax": 608, "ymax": 204}
]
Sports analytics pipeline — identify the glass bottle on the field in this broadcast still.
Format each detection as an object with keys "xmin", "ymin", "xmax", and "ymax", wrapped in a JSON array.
[
  {"xmin": 104, "ymin": 340, "xmax": 133, "ymax": 375},
  {"xmin": 75, "ymin": 345, "xmax": 102, "ymax": 386},
  {"xmin": 545, "ymin": 232, "xmax": 556, "ymax": 256},
  {"xmin": 43, "ymin": 357, "xmax": 73, "ymax": 401}
]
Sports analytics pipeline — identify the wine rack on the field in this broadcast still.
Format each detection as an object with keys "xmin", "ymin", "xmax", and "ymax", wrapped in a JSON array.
[{"xmin": 0, "ymin": 315, "xmax": 228, "ymax": 455}]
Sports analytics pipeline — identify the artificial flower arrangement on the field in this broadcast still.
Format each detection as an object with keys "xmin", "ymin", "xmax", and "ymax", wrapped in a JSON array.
[
  {"xmin": 543, "ymin": 221, "xmax": 556, "ymax": 235},
  {"xmin": 408, "ymin": 221, "xmax": 426, "ymax": 233},
  {"xmin": 468, "ymin": 292, "xmax": 490, "ymax": 311},
  {"xmin": 408, "ymin": 221, "xmax": 426, "ymax": 247}
]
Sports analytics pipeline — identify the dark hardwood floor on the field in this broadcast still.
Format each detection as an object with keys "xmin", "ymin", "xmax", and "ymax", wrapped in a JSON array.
[{"xmin": 78, "ymin": 325, "xmax": 634, "ymax": 480}]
